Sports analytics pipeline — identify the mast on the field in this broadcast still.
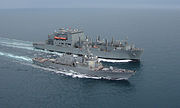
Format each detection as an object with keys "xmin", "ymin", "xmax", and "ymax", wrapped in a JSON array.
[
  {"xmin": 105, "ymin": 39, "xmax": 108, "ymax": 51},
  {"xmin": 79, "ymin": 37, "xmax": 81, "ymax": 47},
  {"xmin": 96, "ymin": 35, "xmax": 98, "ymax": 42},
  {"xmin": 97, "ymin": 35, "xmax": 100, "ymax": 42},
  {"xmin": 111, "ymin": 37, "xmax": 114, "ymax": 45},
  {"xmin": 98, "ymin": 35, "xmax": 100, "ymax": 41},
  {"xmin": 125, "ymin": 36, "xmax": 128, "ymax": 46},
  {"xmin": 85, "ymin": 37, "xmax": 92, "ymax": 58}
]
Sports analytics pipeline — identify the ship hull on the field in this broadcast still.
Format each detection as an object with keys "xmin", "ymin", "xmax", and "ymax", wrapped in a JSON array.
[
  {"xmin": 33, "ymin": 59, "xmax": 135, "ymax": 80},
  {"xmin": 33, "ymin": 43, "xmax": 143, "ymax": 61}
]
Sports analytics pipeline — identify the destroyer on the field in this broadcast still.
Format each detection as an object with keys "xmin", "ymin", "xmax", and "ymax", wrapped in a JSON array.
[
  {"xmin": 32, "ymin": 53, "xmax": 135, "ymax": 80},
  {"xmin": 33, "ymin": 28, "xmax": 143, "ymax": 61}
]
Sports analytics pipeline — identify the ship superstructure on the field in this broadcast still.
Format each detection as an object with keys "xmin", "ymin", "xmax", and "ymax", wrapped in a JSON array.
[
  {"xmin": 33, "ymin": 28, "xmax": 143, "ymax": 61},
  {"xmin": 32, "ymin": 53, "xmax": 135, "ymax": 80}
]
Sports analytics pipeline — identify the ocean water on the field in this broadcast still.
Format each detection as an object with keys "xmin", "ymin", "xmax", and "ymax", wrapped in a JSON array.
[{"xmin": 0, "ymin": 8, "xmax": 180, "ymax": 108}]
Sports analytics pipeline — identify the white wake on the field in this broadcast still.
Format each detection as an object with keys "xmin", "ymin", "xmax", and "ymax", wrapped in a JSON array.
[
  {"xmin": 98, "ymin": 58, "xmax": 132, "ymax": 63},
  {"xmin": 0, "ymin": 51, "xmax": 32, "ymax": 62},
  {"xmin": 0, "ymin": 37, "xmax": 62, "ymax": 56}
]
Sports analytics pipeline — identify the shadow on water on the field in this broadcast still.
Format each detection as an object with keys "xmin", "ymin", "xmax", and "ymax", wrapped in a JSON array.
[
  {"xmin": 57, "ymin": 71, "xmax": 134, "ymax": 88},
  {"xmin": 87, "ymin": 78, "xmax": 131, "ymax": 84},
  {"xmin": 71, "ymin": 77, "xmax": 136, "ymax": 95},
  {"xmin": 67, "ymin": 75, "xmax": 135, "ymax": 90}
]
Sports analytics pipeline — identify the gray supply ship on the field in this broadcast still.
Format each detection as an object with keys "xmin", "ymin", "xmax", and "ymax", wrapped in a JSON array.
[
  {"xmin": 33, "ymin": 28, "xmax": 143, "ymax": 61},
  {"xmin": 32, "ymin": 53, "xmax": 135, "ymax": 80}
]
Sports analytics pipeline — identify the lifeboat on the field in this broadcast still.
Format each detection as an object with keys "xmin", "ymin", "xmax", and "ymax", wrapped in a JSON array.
[
  {"xmin": 54, "ymin": 36, "xmax": 67, "ymax": 40},
  {"xmin": 93, "ymin": 45, "xmax": 98, "ymax": 48}
]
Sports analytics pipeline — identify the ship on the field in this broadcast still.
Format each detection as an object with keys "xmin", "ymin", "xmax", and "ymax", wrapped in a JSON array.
[
  {"xmin": 32, "ymin": 52, "xmax": 136, "ymax": 80},
  {"xmin": 33, "ymin": 28, "xmax": 143, "ymax": 61}
]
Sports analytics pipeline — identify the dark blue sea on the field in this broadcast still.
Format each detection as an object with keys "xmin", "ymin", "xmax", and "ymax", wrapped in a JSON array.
[{"xmin": 0, "ymin": 8, "xmax": 180, "ymax": 108}]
